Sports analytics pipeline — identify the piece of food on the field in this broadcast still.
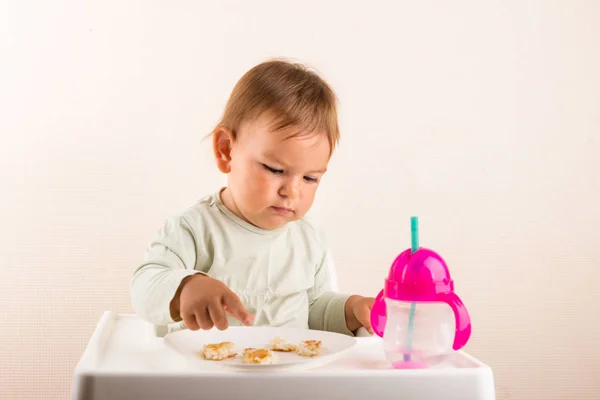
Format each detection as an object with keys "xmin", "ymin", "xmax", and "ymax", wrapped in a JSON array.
[
  {"xmin": 200, "ymin": 341, "xmax": 237, "ymax": 361},
  {"xmin": 243, "ymin": 348, "xmax": 273, "ymax": 365},
  {"xmin": 268, "ymin": 337, "xmax": 297, "ymax": 352},
  {"xmin": 295, "ymin": 340, "xmax": 322, "ymax": 357}
]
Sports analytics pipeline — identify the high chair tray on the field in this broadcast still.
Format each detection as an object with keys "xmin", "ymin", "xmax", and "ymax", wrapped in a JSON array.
[{"xmin": 71, "ymin": 312, "xmax": 496, "ymax": 400}]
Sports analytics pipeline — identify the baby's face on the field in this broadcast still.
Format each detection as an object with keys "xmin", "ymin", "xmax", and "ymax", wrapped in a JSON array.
[{"xmin": 226, "ymin": 113, "xmax": 330, "ymax": 230}]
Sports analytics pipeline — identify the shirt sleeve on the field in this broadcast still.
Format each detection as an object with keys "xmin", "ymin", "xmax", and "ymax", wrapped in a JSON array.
[
  {"xmin": 307, "ymin": 250, "xmax": 354, "ymax": 336},
  {"xmin": 130, "ymin": 215, "xmax": 206, "ymax": 325}
]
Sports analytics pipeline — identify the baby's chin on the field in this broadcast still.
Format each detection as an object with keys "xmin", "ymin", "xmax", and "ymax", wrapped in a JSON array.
[
  {"xmin": 252, "ymin": 218, "xmax": 292, "ymax": 231},
  {"xmin": 249, "ymin": 212, "xmax": 301, "ymax": 231}
]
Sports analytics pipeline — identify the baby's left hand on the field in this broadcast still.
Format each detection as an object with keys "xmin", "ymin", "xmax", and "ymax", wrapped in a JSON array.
[{"xmin": 345, "ymin": 295, "xmax": 375, "ymax": 335}]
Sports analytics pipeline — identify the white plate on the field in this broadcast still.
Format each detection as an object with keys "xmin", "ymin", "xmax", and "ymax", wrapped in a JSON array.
[{"xmin": 164, "ymin": 326, "xmax": 357, "ymax": 371}]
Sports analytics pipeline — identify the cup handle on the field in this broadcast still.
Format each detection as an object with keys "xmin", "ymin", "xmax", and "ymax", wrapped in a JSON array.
[
  {"xmin": 370, "ymin": 289, "xmax": 386, "ymax": 338},
  {"xmin": 438, "ymin": 292, "xmax": 471, "ymax": 350}
]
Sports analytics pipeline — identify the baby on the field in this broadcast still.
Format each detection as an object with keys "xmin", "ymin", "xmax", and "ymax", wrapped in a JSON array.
[{"xmin": 130, "ymin": 59, "xmax": 374, "ymax": 336}]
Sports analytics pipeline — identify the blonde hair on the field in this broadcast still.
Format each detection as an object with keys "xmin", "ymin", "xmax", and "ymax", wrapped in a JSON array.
[{"xmin": 213, "ymin": 59, "xmax": 340, "ymax": 154}]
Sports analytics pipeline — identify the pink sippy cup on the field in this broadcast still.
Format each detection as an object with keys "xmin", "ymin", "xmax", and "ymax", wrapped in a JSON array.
[{"xmin": 370, "ymin": 217, "xmax": 471, "ymax": 369}]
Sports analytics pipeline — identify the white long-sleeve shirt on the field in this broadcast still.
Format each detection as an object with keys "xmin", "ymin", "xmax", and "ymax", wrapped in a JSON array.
[{"xmin": 130, "ymin": 189, "xmax": 353, "ymax": 336}]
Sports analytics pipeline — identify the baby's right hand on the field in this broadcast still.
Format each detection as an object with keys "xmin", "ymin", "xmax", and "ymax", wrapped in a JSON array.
[{"xmin": 176, "ymin": 274, "xmax": 254, "ymax": 331}]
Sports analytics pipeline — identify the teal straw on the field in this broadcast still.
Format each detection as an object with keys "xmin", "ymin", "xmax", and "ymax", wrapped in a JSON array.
[
  {"xmin": 404, "ymin": 216, "xmax": 419, "ymax": 362},
  {"xmin": 410, "ymin": 217, "xmax": 419, "ymax": 253}
]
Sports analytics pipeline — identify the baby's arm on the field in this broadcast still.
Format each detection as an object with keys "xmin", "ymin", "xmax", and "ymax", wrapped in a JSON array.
[
  {"xmin": 307, "ymin": 250, "xmax": 376, "ymax": 335},
  {"xmin": 307, "ymin": 250, "xmax": 355, "ymax": 336},
  {"xmin": 130, "ymin": 216, "xmax": 205, "ymax": 325}
]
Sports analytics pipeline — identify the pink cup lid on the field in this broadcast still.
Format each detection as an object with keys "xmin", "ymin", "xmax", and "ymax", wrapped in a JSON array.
[
  {"xmin": 370, "ymin": 248, "xmax": 471, "ymax": 350},
  {"xmin": 385, "ymin": 247, "xmax": 453, "ymax": 301}
]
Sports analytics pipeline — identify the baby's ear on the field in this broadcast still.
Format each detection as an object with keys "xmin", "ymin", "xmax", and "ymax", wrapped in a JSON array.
[{"xmin": 212, "ymin": 127, "xmax": 235, "ymax": 173}]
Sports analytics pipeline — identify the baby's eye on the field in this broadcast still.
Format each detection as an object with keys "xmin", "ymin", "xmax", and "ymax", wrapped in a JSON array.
[
  {"xmin": 263, "ymin": 164, "xmax": 284, "ymax": 174},
  {"xmin": 304, "ymin": 176, "xmax": 318, "ymax": 183}
]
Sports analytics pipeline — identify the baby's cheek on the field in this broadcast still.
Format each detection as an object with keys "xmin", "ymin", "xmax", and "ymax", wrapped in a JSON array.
[
  {"xmin": 302, "ymin": 187, "xmax": 318, "ymax": 206},
  {"xmin": 248, "ymin": 180, "xmax": 272, "ymax": 209}
]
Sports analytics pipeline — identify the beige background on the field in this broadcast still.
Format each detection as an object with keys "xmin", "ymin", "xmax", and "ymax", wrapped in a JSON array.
[{"xmin": 1, "ymin": 1, "xmax": 599, "ymax": 399}]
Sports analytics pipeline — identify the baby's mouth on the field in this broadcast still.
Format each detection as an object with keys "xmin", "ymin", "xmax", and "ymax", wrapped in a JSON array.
[{"xmin": 271, "ymin": 206, "xmax": 294, "ymax": 215}]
